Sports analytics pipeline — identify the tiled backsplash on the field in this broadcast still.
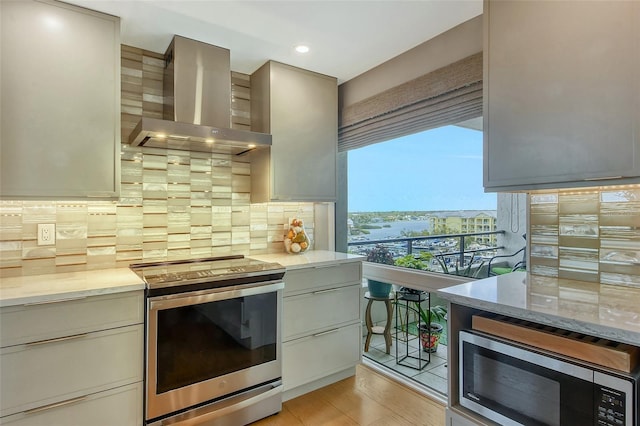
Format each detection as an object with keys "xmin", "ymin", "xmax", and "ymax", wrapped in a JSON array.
[
  {"xmin": 529, "ymin": 186, "xmax": 640, "ymax": 288},
  {"xmin": 0, "ymin": 45, "xmax": 315, "ymax": 277},
  {"xmin": 0, "ymin": 151, "xmax": 315, "ymax": 277}
]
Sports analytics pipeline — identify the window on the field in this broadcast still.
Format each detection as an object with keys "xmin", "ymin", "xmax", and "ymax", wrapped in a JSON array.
[{"xmin": 347, "ymin": 124, "xmax": 497, "ymax": 276}]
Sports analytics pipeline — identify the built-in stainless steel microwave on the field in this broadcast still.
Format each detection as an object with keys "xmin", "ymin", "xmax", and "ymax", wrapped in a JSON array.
[{"xmin": 460, "ymin": 330, "xmax": 640, "ymax": 426}]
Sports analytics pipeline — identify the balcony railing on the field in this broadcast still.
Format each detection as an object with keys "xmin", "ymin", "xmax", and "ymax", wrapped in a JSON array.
[{"xmin": 348, "ymin": 230, "xmax": 505, "ymax": 275}]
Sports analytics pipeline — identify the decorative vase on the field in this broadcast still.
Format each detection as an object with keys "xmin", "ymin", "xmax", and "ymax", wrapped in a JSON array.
[
  {"xmin": 367, "ymin": 279, "xmax": 392, "ymax": 298},
  {"xmin": 419, "ymin": 322, "xmax": 444, "ymax": 353},
  {"xmin": 284, "ymin": 218, "xmax": 310, "ymax": 254}
]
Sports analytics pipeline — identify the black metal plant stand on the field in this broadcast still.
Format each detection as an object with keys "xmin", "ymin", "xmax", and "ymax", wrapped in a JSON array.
[{"xmin": 395, "ymin": 289, "xmax": 431, "ymax": 370}]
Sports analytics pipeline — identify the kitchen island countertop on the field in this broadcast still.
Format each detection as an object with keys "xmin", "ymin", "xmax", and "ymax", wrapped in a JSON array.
[
  {"xmin": 438, "ymin": 271, "xmax": 640, "ymax": 346},
  {"xmin": 249, "ymin": 250, "xmax": 364, "ymax": 270},
  {"xmin": 0, "ymin": 268, "xmax": 145, "ymax": 307}
]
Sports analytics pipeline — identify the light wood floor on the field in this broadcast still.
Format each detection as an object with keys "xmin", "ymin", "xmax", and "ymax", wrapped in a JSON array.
[{"xmin": 252, "ymin": 364, "xmax": 446, "ymax": 426}]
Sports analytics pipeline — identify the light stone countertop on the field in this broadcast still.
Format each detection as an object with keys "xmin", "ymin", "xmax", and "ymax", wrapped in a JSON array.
[
  {"xmin": 0, "ymin": 251, "xmax": 361, "ymax": 307},
  {"xmin": 438, "ymin": 271, "xmax": 640, "ymax": 346},
  {"xmin": 0, "ymin": 268, "xmax": 145, "ymax": 308},
  {"xmin": 249, "ymin": 250, "xmax": 364, "ymax": 270}
]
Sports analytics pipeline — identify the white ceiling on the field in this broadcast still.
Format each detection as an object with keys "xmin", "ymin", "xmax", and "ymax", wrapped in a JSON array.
[{"xmin": 65, "ymin": 0, "xmax": 482, "ymax": 83}]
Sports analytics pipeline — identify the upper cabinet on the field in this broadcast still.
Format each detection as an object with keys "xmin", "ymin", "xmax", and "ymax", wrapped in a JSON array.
[
  {"xmin": 1, "ymin": 0, "xmax": 120, "ymax": 199},
  {"xmin": 484, "ymin": 0, "xmax": 640, "ymax": 191},
  {"xmin": 250, "ymin": 61, "xmax": 337, "ymax": 203}
]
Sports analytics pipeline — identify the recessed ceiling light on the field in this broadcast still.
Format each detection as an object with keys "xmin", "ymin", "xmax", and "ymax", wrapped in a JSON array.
[
  {"xmin": 43, "ymin": 16, "xmax": 62, "ymax": 30},
  {"xmin": 295, "ymin": 45, "xmax": 310, "ymax": 54}
]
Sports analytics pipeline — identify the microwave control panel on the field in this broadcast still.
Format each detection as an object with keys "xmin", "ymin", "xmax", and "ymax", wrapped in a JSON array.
[{"xmin": 596, "ymin": 386, "xmax": 626, "ymax": 426}]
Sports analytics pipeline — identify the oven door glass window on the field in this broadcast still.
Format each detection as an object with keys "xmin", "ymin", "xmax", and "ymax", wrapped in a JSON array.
[
  {"xmin": 156, "ymin": 292, "xmax": 277, "ymax": 394},
  {"xmin": 461, "ymin": 341, "xmax": 594, "ymax": 426}
]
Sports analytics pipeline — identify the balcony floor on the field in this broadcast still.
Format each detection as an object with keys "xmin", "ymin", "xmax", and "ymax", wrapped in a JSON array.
[{"xmin": 362, "ymin": 330, "xmax": 449, "ymax": 397}]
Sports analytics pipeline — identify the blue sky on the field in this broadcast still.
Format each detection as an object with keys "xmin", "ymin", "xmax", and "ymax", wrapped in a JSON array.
[{"xmin": 348, "ymin": 125, "xmax": 497, "ymax": 212}]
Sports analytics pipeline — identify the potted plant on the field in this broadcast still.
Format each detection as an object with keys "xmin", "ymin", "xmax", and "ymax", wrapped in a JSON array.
[
  {"xmin": 366, "ymin": 244, "xmax": 395, "ymax": 297},
  {"xmin": 394, "ymin": 251, "xmax": 433, "ymax": 270},
  {"xmin": 396, "ymin": 287, "xmax": 447, "ymax": 352},
  {"xmin": 417, "ymin": 303, "xmax": 447, "ymax": 353}
]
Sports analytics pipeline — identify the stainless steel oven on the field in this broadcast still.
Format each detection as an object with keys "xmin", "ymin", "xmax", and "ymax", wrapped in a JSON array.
[{"xmin": 131, "ymin": 256, "xmax": 286, "ymax": 426}]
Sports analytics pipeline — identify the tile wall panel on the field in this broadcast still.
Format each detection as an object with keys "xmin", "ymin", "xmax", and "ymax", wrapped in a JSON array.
[
  {"xmin": 529, "ymin": 186, "xmax": 640, "ymax": 288},
  {"xmin": 0, "ymin": 46, "xmax": 315, "ymax": 277}
]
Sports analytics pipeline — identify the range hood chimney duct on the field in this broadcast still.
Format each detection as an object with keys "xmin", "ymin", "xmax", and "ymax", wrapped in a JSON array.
[{"xmin": 128, "ymin": 35, "xmax": 271, "ymax": 154}]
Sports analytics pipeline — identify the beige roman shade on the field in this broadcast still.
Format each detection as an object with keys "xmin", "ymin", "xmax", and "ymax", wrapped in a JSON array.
[{"xmin": 338, "ymin": 52, "xmax": 483, "ymax": 152}]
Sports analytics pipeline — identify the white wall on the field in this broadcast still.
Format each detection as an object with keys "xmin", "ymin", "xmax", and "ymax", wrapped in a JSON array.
[
  {"xmin": 339, "ymin": 15, "xmax": 482, "ymax": 109},
  {"xmin": 496, "ymin": 193, "xmax": 528, "ymax": 265}
]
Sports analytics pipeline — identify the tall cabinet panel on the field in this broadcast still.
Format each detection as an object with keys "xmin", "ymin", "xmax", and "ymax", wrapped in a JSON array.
[
  {"xmin": 484, "ymin": 0, "xmax": 640, "ymax": 191},
  {"xmin": 250, "ymin": 61, "xmax": 337, "ymax": 202},
  {"xmin": 1, "ymin": 0, "xmax": 120, "ymax": 199}
]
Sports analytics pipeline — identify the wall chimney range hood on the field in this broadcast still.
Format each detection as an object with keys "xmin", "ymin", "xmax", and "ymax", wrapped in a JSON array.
[{"xmin": 128, "ymin": 36, "xmax": 271, "ymax": 155}]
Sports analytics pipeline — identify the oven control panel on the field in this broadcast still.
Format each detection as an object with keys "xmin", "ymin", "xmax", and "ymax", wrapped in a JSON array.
[{"xmin": 596, "ymin": 387, "xmax": 626, "ymax": 425}]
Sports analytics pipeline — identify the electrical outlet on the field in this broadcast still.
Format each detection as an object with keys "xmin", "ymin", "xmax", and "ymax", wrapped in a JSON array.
[{"xmin": 37, "ymin": 224, "xmax": 55, "ymax": 246}]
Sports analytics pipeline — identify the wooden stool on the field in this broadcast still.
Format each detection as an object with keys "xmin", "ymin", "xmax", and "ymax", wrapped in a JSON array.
[{"xmin": 364, "ymin": 291, "xmax": 393, "ymax": 354}]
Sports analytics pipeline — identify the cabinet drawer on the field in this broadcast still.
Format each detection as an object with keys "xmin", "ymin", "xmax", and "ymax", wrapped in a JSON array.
[
  {"xmin": 283, "ymin": 285, "xmax": 360, "ymax": 341},
  {"xmin": 0, "ymin": 324, "xmax": 143, "ymax": 417},
  {"xmin": 282, "ymin": 323, "xmax": 361, "ymax": 391},
  {"xmin": 0, "ymin": 382, "xmax": 143, "ymax": 426},
  {"xmin": 0, "ymin": 291, "xmax": 143, "ymax": 348},
  {"xmin": 283, "ymin": 262, "xmax": 361, "ymax": 296}
]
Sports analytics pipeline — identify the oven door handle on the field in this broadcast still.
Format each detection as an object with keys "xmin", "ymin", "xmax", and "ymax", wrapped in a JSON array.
[{"xmin": 149, "ymin": 280, "xmax": 284, "ymax": 311}]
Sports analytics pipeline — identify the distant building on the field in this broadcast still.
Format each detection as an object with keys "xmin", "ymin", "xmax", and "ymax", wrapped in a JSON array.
[{"xmin": 428, "ymin": 210, "xmax": 497, "ymax": 245}]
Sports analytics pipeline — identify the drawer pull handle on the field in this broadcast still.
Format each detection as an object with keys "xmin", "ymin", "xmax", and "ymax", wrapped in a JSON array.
[
  {"xmin": 313, "ymin": 264, "xmax": 338, "ymax": 270},
  {"xmin": 312, "ymin": 288, "xmax": 339, "ymax": 295},
  {"xmin": 313, "ymin": 328, "xmax": 340, "ymax": 338},
  {"xmin": 583, "ymin": 176, "xmax": 623, "ymax": 181},
  {"xmin": 26, "ymin": 333, "xmax": 89, "ymax": 347},
  {"xmin": 24, "ymin": 296, "xmax": 87, "ymax": 306},
  {"xmin": 24, "ymin": 395, "xmax": 87, "ymax": 415}
]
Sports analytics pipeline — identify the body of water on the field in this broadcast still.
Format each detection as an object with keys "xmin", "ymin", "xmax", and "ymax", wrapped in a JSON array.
[{"xmin": 350, "ymin": 220, "xmax": 432, "ymax": 241}]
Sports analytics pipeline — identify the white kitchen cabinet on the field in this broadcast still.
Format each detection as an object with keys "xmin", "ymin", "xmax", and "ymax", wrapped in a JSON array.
[
  {"xmin": 250, "ymin": 61, "xmax": 338, "ymax": 202},
  {"xmin": 283, "ymin": 285, "xmax": 360, "ymax": 341},
  {"xmin": 0, "ymin": 291, "xmax": 143, "ymax": 348},
  {"xmin": 1, "ymin": 325, "xmax": 143, "ymax": 417},
  {"xmin": 281, "ymin": 260, "xmax": 362, "ymax": 401},
  {"xmin": 0, "ymin": 383, "xmax": 143, "ymax": 426},
  {"xmin": 0, "ymin": 0, "xmax": 120, "ymax": 199},
  {"xmin": 282, "ymin": 323, "xmax": 361, "ymax": 392},
  {"xmin": 484, "ymin": 0, "xmax": 640, "ymax": 191},
  {"xmin": 0, "ymin": 291, "xmax": 143, "ymax": 425},
  {"xmin": 282, "ymin": 261, "xmax": 361, "ymax": 297}
]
